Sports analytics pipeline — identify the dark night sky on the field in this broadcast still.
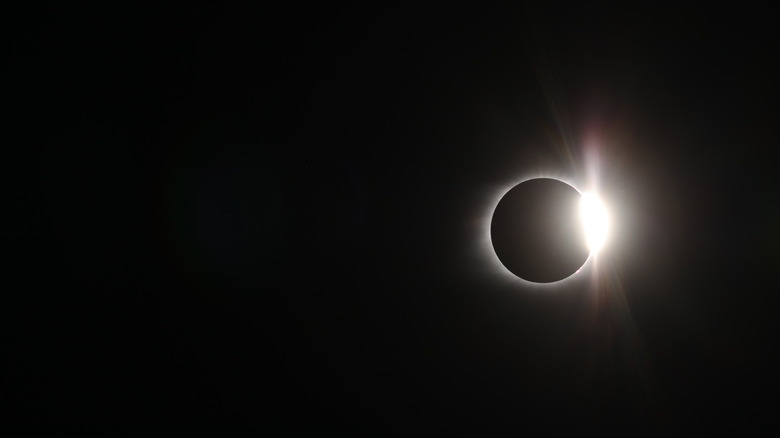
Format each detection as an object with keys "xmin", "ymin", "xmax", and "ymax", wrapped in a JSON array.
[{"xmin": 4, "ymin": 3, "xmax": 780, "ymax": 435}]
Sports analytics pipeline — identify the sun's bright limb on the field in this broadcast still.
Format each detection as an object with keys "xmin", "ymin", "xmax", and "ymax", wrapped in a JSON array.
[{"xmin": 580, "ymin": 192, "xmax": 609, "ymax": 254}]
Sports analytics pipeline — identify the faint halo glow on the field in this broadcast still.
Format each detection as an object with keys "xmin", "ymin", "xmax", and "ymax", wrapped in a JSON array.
[{"xmin": 580, "ymin": 192, "xmax": 609, "ymax": 254}]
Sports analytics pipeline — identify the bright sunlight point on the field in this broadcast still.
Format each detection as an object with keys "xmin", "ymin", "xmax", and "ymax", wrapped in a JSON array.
[{"xmin": 580, "ymin": 192, "xmax": 609, "ymax": 254}]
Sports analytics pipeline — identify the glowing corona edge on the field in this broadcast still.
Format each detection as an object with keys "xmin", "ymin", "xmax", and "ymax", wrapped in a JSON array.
[{"xmin": 479, "ymin": 172, "xmax": 610, "ymax": 290}]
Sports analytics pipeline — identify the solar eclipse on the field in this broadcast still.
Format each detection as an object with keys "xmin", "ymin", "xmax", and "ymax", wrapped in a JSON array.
[{"xmin": 489, "ymin": 177, "xmax": 609, "ymax": 284}]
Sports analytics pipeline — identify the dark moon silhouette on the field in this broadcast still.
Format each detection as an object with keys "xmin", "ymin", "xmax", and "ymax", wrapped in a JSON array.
[{"xmin": 490, "ymin": 178, "xmax": 590, "ymax": 283}]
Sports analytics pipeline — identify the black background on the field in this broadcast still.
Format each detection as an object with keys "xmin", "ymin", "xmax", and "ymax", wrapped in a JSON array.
[{"xmin": 4, "ymin": 3, "xmax": 780, "ymax": 435}]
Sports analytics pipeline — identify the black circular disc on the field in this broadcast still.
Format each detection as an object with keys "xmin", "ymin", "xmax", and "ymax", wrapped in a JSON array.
[{"xmin": 490, "ymin": 178, "xmax": 589, "ymax": 283}]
